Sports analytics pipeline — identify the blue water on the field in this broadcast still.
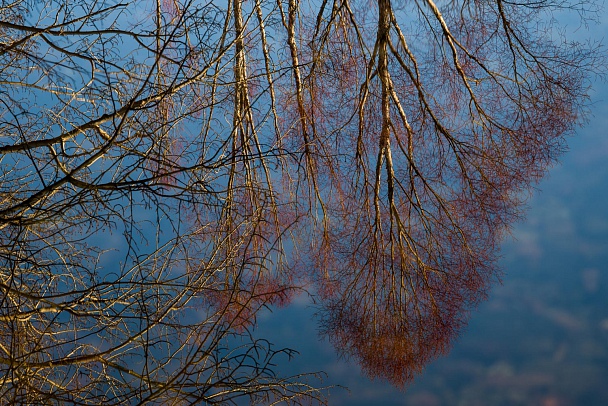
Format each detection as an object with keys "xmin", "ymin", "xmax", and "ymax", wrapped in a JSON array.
[{"xmin": 252, "ymin": 78, "xmax": 608, "ymax": 406}]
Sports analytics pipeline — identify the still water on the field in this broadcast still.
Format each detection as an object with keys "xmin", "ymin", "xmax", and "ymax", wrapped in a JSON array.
[{"xmin": 253, "ymin": 82, "xmax": 608, "ymax": 405}]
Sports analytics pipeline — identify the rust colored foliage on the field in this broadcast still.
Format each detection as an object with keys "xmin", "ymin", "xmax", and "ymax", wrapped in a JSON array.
[
  {"xmin": 285, "ymin": 0, "xmax": 597, "ymax": 386},
  {"xmin": 0, "ymin": 0, "xmax": 601, "ymax": 402}
]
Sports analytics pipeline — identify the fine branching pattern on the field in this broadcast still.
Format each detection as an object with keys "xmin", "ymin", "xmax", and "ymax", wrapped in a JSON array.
[{"xmin": 0, "ymin": 0, "xmax": 602, "ymax": 403}]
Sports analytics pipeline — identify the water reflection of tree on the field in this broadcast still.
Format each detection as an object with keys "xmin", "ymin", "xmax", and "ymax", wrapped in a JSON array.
[{"xmin": 0, "ymin": 0, "xmax": 602, "ymax": 403}]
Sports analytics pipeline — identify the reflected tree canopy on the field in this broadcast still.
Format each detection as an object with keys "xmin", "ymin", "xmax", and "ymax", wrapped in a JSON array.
[{"xmin": 0, "ymin": 0, "xmax": 601, "ymax": 403}]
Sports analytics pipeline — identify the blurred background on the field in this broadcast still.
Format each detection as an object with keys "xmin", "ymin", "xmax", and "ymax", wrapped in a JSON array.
[{"xmin": 252, "ymin": 11, "xmax": 608, "ymax": 406}]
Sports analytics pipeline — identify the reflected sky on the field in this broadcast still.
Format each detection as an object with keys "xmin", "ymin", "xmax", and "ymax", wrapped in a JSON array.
[
  {"xmin": 6, "ymin": 2, "xmax": 608, "ymax": 405},
  {"xmin": 252, "ymin": 28, "xmax": 608, "ymax": 406}
]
